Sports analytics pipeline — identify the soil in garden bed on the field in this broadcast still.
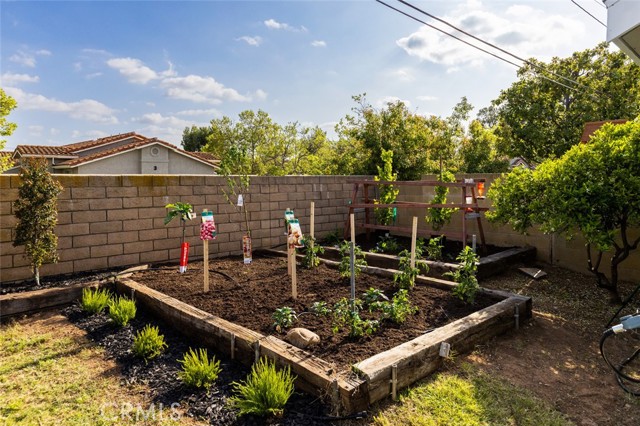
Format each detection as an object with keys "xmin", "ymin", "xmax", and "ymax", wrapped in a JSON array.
[
  {"xmin": 1, "ymin": 268, "xmax": 121, "ymax": 295},
  {"xmin": 130, "ymin": 255, "xmax": 500, "ymax": 371}
]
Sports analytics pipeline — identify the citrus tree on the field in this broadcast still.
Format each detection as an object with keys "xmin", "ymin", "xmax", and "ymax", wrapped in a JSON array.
[
  {"xmin": 487, "ymin": 118, "xmax": 640, "ymax": 301},
  {"xmin": 13, "ymin": 158, "xmax": 63, "ymax": 285}
]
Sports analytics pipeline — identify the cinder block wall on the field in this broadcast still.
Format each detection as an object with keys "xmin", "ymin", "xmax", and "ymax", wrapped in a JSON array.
[{"xmin": 1, "ymin": 175, "xmax": 364, "ymax": 283}]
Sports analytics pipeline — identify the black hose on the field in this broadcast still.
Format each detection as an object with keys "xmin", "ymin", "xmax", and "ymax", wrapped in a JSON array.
[
  {"xmin": 289, "ymin": 410, "xmax": 368, "ymax": 422},
  {"xmin": 600, "ymin": 328, "xmax": 640, "ymax": 396}
]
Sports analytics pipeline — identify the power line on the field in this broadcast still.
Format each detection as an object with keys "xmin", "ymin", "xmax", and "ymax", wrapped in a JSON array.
[
  {"xmin": 570, "ymin": 0, "xmax": 607, "ymax": 27},
  {"xmin": 394, "ymin": 0, "xmax": 590, "ymax": 93}
]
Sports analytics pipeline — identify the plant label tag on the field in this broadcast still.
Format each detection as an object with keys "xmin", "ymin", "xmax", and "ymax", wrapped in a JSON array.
[
  {"xmin": 237, "ymin": 194, "xmax": 244, "ymax": 207},
  {"xmin": 439, "ymin": 342, "xmax": 451, "ymax": 358}
]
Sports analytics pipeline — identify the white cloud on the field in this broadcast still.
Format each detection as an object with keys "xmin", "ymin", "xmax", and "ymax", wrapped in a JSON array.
[
  {"xmin": 264, "ymin": 18, "xmax": 307, "ymax": 32},
  {"xmin": 396, "ymin": 0, "xmax": 587, "ymax": 68},
  {"xmin": 71, "ymin": 129, "xmax": 108, "ymax": 139},
  {"xmin": 376, "ymin": 96, "xmax": 411, "ymax": 108},
  {"xmin": 133, "ymin": 112, "xmax": 193, "ymax": 128},
  {"xmin": 82, "ymin": 48, "xmax": 111, "ymax": 56},
  {"xmin": 36, "ymin": 49, "xmax": 52, "ymax": 56},
  {"xmin": 236, "ymin": 36, "xmax": 263, "ymax": 46},
  {"xmin": 176, "ymin": 108, "xmax": 221, "ymax": 117},
  {"xmin": 50, "ymin": 128, "xmax": 60, "ymax": 136},
  {"xmin": 391, "ymin": 68, "xmax": 414, "ymax": 82},
  {"xmin": 85, "ymin": 72, "xmax": 103, "ymax": 79},
  {"xmin": 417, "ymin": 95, "xmax": 438, "ymax": 101},
  {"xmin": 28, "ymin": 125, "xmax": 44, "ymax": 136},
  {"xmin": 253, "ymin": 89, "xmax": 268, "ymax": 101},
  {"xmin": 311, "ymin": 40, "xmax": 327, "ymax": 48},
  {"xmin": 8, "ymin": 49, "xmax": 51, "ymax": 67},
  {"xmin": 5, "ymin": 87, "xmax": 118, "ymax": 124},
  {"xmin": 0, "ymin": 72, "xmax": 39, "ymax": 85},
  {"xmin": 107, "ymin": 57, "xmax": 159, "ymax": 84},
  {"xmin": 161, "ymin": 75, "xmax": 249, "ymax": 103}
]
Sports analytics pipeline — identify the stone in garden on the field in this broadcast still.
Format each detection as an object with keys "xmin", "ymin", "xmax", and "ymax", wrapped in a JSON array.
[
  {"xmin": 519, "ymin": 267, "xmax": 547, "ymax": 280},
  {"xmin": 285, "ymin": 328, "xmax": 320, "ymax": 349}
]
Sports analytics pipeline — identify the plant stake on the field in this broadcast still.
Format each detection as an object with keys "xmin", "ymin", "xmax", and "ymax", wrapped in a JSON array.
[
  {"xmin": 410, "ymin": 216, "xmax": 418, "ymax": 269},
  {"xmin": 350, "ymin": 213, "xmax": 356, "ymax": 305},
  {"xmin": 200, "ymin": 210, "xmax": 217, "ymax": 292},
  {"xmin": 165, "ymin": 202, "xmax": 195, "ymax": 273},
  {"xmin": 287, "ymin": 218, "xmax": 304, "ymax": 300}
]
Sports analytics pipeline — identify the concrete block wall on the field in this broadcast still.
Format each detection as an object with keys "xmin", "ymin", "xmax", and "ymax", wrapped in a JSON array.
[{"xmin": 1, "ymin": 174, "xmax": 364, "ymax": 283}]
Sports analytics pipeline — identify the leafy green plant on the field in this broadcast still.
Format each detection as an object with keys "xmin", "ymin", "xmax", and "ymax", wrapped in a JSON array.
[
  {"xmin": 380, "ymin": 289, "xmax": 418, "ymax": 324},
  {"xmin": 132, "ymin": 324, "xmax": 167, "ymax": 362},
  {"xmin": 370, "ymin": 234, "xmax": 401, "ymax": 254},
  {"xmin": 374, "ymin": 149, "xmax": 400, "ymax": 225},
  {"xmin": 309, "ymin": 301, "xmax": 331, "ymax": 317},
  {"xmin": 272, "ymin": 307, "xmax": 297, "ymax": 331},
  {"xmin": 321, "ymin": 229, "xmax": 342, "ymax": 246},
  {"xmin": 164, "ymin": 201, "xmax": 194, "ymax": 247},
  {"xmin": 80, "ymin": 287, "xmax": 111, "ymax": 314},
  {"xmin": 331, "ymin": 298, "xmax": 379, "ymax": 338},
  {"xmin": 228, "ymin": 357, "xmax": 296, "ymax": 417},
  {"xmin": 338, "ymin": 241, "xmax": 367, "ymax": 278},
  {"xmin": 393, "ymin": 249, "xmax": 428, "ymax": 290},
  {"xmin": 445, "ymin": 246, "xmax": 480, "ymax": 304},
  {"xmin": 108, "ymin": 296, "xmax": 137, "ymax": 327},
  {"xmin": 361, "ymin": 287, "xmax": 388, "ymax": 311},
  {"xmin": 302, "ymin": 236, "xmax": 324, "ymax": 269},
  {"xmin": 13, "ymin": 158, "xmax": 63, "ymax": 285},
  {"xmin": 426, "ymin": 170, "xmax": 456, "ymax": 231},
  {"xmin": 426, "ymin": 236, "xmax": 444, "ymax": 261},
  {"xmin": 178, "ymin": 348, "xmax": 222, "ymax": 390}
]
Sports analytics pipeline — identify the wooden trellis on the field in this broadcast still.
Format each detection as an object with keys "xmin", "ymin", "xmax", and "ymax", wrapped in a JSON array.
[{"xmin": 344, "ymin": 179, "xmax": 488, "ymax": 251}]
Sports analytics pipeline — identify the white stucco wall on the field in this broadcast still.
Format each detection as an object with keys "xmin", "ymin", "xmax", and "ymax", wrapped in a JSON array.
[
  {"xmin": 168, "ymin": 150, "xmax": 216, "ymax": 174},
  {"xmin": 77, "ymin": 150, "xmax": 141, "ymax": 174}
]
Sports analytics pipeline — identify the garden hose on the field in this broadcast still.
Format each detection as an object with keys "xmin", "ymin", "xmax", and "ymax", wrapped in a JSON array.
[
  {"xmin": 600, "ymin": 314, "xmax": 640, "ymax": 396},
  {"xmin": 290, "ymin": 410, "xmax": 368, "ymax": 422}
]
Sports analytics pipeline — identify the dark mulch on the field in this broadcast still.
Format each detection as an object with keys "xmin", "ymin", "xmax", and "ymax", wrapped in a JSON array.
[
  {"xmin": 1, "ymin": 268, "xmax": 121, "ymax": 295},
  {"xmin": 63, "ymin": 304, "xmax": 340, "ymax": 426},
  {"xmin": 131, "ymin": 255, "xmax": 500, "ymax": 371}
]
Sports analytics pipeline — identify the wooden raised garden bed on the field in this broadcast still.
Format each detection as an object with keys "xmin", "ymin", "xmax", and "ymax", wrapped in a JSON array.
[{"xmin": 115, "ymin": 254, "xmax": 531, "ymax": 414}]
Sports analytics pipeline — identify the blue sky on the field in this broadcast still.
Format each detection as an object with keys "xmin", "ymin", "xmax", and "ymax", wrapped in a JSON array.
[{"xmin": 1, "ymin": 0, "xmax": 607, "ymax": 150}]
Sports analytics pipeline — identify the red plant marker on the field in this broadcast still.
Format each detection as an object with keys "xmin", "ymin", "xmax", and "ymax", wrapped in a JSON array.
[{"xmin": 180, "ymin": 242, "xmax": 189, "ymax": 273}]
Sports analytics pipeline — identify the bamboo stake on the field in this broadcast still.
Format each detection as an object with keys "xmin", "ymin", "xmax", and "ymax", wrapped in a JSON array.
[
  {"xmin": 391, "ymin": 364, "xmax": 398, "ymax": 400},
  {"xmin": 410, "ymin": 216, "xmax": 418, "ymax": 269},
  {"xmin": 350, "ymin": 213, "xmax": 356, "ymax": 303},
  {"xmin": 203, "ymin": 239, "xmax": 209, "ymax": 292},
  {"xmin": 310, "ymin": 201, "xmax": 315, "ymax": 240},
  {"xmin": 291, "ymin": 247, "xmax": 297, "ymax": 300}
]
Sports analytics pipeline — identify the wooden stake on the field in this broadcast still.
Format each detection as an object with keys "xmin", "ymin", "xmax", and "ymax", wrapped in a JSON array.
[
  {"xmin": 350, "ymin": 213, "xmax": 355, "ymax": 245},
  {"xmin": 350, "ymin": 213, "xmax": 356, "ymax": 303},
  {"xmin": 288, "ymin": 245, "xmax": 292, "ymax": 276},
  {"xmin": 310, "ymin": 201, "xmax": 315, "ymax": 240},
  {"xmin": 391, "ymin": 364, "xmax": 398, "ymax": 400},
  {"xmin": 410, "ymin": 216, "xmax": 418, "ymax": 269},
  {"xmin": 203, "ymin": 239, "xmax": 209, "ymax": 292},
  {"xmin": 291, "ymin": 247, "xmax": 297, "ymax": 300}
]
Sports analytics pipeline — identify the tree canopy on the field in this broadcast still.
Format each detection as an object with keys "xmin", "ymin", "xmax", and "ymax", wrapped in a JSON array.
[
  {"xmin": 487, "ymin": 117, "xmax": 640, "ymax": 300},
  {"xmin": 490, "ymin": 42, "xmax": 640, "ymax": 164},
  {"xmin": 1, "ymin": 88, "xmax": 17, "ymax": 172}
]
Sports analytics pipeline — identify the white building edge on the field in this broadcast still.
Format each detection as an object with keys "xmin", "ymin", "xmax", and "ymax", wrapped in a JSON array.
[{"xmin": 605, "ymin": 0, "xmax": 640, "ymax": 65}]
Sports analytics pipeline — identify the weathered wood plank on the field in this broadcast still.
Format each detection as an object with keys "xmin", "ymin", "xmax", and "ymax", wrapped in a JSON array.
[{"xmin": 0, "ymin": 280, "xmax": 108, "ymax": 319}]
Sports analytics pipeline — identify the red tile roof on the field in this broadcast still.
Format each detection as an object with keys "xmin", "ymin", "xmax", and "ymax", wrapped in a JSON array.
[
  {"xmin": 62, "ymin": 132, "xmax": 143, "ymax": 152},
  {"xmin": 580, "ymin": 119, "xmax": 628, "ymax": 143},
  {"xmin": 14, "ymin": 145, "xmax": 76, "ymax": 157}
]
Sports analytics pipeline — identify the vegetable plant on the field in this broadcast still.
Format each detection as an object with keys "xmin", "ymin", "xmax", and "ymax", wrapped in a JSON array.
[
  {"xmin": 393, "ymin": 249, "xmax": 428, "ymax": 290},
  {"xmin": 373, "ymin": 149, "xmax": 400, "ymax": 226},
  {"xmin": 309, "ymin": 301, "xmax": 331, "ymax": 317},
  {"xmin": 81, "ymin": 288, "xmax": 111, "ymax": 314},
  {"xmin": 178, "ymin": 348, "xmax": 222, "ymax": 390},
  {"xmin": 426, "ymin": 236, "xmax": 444, "ymax": 261},
  {"xmin": 370, "ymin": 234, "xmax": 401, "ymax": 254},
  {"xmin": 445, "ymin": 246, "xmax": 480, "ymax": 304},
  {"xmin": 338, "ymin": 241, "xmax": 367, "ymax": 278},
  {"xmin": 331, "ymin": 298, "xmax": 379, "ymax": 338},
  {"xmin": 302, "ymin": 236, "xmax": 324, "ymax": 269},
  {"xmin": 379, "ymin": 289, "xmax": 418, "ymax": 324},
  {"xmin": 228, "ymin": 357, "xmax": 296, "ymax": 417},
  {"xmin": 425, "ymin": 170, "xmax": 456, "ymax": 231},
  {"xmin": 272, "ymin": 307, "xmax": 297, "ymax": 331},
  {"xmin": 132, "ymin": 324, "xmax": 167, "ymax": 362}
]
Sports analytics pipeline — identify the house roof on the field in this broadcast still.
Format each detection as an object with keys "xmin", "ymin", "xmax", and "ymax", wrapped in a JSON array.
[
  {"xmin": 13, "ymin": 145, "xmax": 77, "ymax": 158},
  {"xmin": 580, "ymin": 119, "xmax": 628, "ymax": 143},
  {"xmin": 61, "ymin": 132, "xmax": 144, "ymax": 152}
]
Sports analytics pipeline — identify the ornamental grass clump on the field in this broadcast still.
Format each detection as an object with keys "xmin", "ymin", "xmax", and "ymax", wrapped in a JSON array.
[
  {"xmin": 178, "ymin": 348, "xmax": 221, "ymax": 390},
  {"xmin": 228, "ymin": 357, "xmax": 296, "ymax": 417},
  {"xmin": 80, "ymin": 287, "xmax": 111, "ymax": 314},
  {"xmin": 132, "ymin": 324, "xmax": 167, "ymax": 362},
  {"xmin": 108, "ymin": 296, "xmax": 137, "ymax": 327}
]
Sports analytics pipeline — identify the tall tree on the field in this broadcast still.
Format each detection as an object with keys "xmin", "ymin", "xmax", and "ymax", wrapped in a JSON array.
[
  {"xmin": 491, "ymin": 42, "xmax": 640, "ymax": 164},
  {"xmin": 458, "ymin": 120, "xmax": 509, "ymax": 173},
  {"xmin": 13, "ymin": 158, "xmax": 63, "ymax": 285},
  {"xmin": 487, "ymin": 118, "xmax": 640, "ymax": 301},
  {"xmin": 1, "ymin": 88, "xmax": 17, "ymax": 172},
  {"xmin": 181, "ymin": 125, "xmax": 213, "ymax": 152}
]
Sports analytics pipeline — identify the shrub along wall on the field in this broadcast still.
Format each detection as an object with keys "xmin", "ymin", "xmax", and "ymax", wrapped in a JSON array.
[{"xmin": 1, "ymin": 175, "xmax": 364, "ymax": 283}]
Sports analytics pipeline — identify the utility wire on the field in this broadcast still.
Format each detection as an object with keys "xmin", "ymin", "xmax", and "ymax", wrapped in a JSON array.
[
  {"xmin": 394, "ymin": 0, "xmax": 590, "ymax": 93},
  {"xmin": 376, "ymin": 0, "xmax": 582, "ymax": 94},
  {"xmin": 570, "ymin": 0, "xmax": 607, "ymax": 27}
]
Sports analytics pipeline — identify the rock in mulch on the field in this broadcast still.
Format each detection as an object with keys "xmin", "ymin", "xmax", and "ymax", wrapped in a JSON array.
[
  {"xmin": 285, "ymin": 328, "xmax": 320, "ymax": 349},
  {"xmin": 63, "ymin": 305, "xmax": 341, "ymax": 425}
]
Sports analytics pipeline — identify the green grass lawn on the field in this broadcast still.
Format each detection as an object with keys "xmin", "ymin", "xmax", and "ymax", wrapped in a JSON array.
[{"xmin": 0, "ymin": 313, "xmax": 203, "ymax": 426}]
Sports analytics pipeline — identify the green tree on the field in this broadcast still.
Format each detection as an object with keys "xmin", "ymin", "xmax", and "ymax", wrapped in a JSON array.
[
  {"xmin": 487, "ymin": 118, "xmax": 640, "ymax": 301},
  {"xmin": 373, "ymin": 149, "xmax": 399, "ymax": 225},
  {"xmin": 181, "ymin": 125, "xmax": 213, "ymax": 152},
  {"xmin": 458, "ymin": 120, "xmax": 509, "ymax": 173},
  {"xmin": 491, "ymin": 42, "xmax": 640, "ymax": 164},
  {"xmin": 1, "ymin": 88, "xmax": 17, "ymax": 172},
  {"xmin": 13, "ymin": 158, "xmax": 63, "ymax": 285}
]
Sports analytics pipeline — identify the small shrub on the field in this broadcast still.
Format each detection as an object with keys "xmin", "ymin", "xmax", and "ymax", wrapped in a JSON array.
[
  {"xmin": 361, "ymin": 287, "xmax": 388, "ymax": 311},
  {"xmin": 310, "ymin": 301, "xmax": 331, "ymax": 317},
  {"xmin": 272, "ymin": 307, "xmax": 297, "ymax": 331},
  {"xmin": 338, "ymin": 241, "xmax": 367, "ymax": 278},
  {"xmin": 228, "ymin": 357, "xmax": 296, "ymax": 417},
  {"xmin": 331, "ymin": 298, "xmax": 378, "ymax": 338},
  {"xmin": 302, "ymin": 237, "xmax": 324, "ymax": 269},
  {"xmin": 445, "ymin": 246, "xmax": 480, "ymax": 304},
  {"xmin": 81, "ymin": 287, "xmax": 111, "ymax": 314},
  {"xmin": 178, "ymin": 348, "xmax": 221, "ymax": 390},
  {"xmin": 132, "ymin": 324, "xmax": 167, "ymax": 362},
  {"xmin": 108, "ymin": 296, "xmax": 137, "ymax": 326},
  {"xmin": 371, "ymin": 234, "xmax": 401, "ymax": 254},
  {"xmin": 426, "ymin": 236, "xmax": 444, "ymax": 260}
]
